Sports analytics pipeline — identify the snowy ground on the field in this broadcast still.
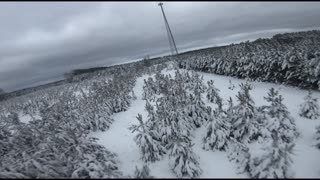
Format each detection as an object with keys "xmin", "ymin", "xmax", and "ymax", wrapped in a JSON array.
[{"xmin": 90, "ymin": 68, "xmax": 320, "ymax": 178}]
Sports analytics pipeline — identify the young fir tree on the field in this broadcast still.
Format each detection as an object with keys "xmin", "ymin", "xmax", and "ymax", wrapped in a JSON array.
[
  {"xmin": 314, "ymin": 124, "xmax": 320, "ymax": 149},
  {"xmin": 79, "ymin": 96, "xmax": 114, "ymax": 132},
  {"xmin": 131, "ymin": 89, "xmax": 137, "ymax": 101},
  {"xmin": 228, "ymin": 79, "xmax": 236, "ymax": 90},
  {"xmin": 227, "ymin": 137, "xmax": 251, "ymax": 174},
  {"xmin": 157, "ymin": 96, "xmax": 195, "ymax": 146},
  {"xmin": 167, "ymin": 135, "xmax": 202, "ymax": 178},
  {"xmin": 248, "ymin": 131, "xmax": 295, "ymax": 178},
  {"xmin": 226, "ymin": 97, "xmax": 234, "ymax": 114},
  {"xmin": 202, "ymin": 109, "xmax": 230, "ymax": 151},
  {"xmin": 129, "ymin": 114, "xmax": 166, "ymax": 162},
  {"xmin": 0, "ymin": 125, "xmax": 12, "ymax": 160},
  {"xmin": 142, "ymin": 78, "xmax": 156, "ymax": 101},
  {"xmin": 154, "ymin": 97, "xmax": 180, "ymax": 145},
  {"xmin": 70, "ymin": 136, "xmax": 123, "ymax": 178},
  {"xmin": 7, "ymin": 112, "xmax": 20, "ymax": 125},
  {"xmin": 229, "ymin": 83, "xmax": 257, "ymax": 143},
  {"xmin": 215, "ymin": 94, "xmax": 224, "ymax": 112},
  {"xmin": 264, "ymin": 88, "xmax": 299, "ymax": 143},
  {"xmin": 144, "ymin": 100, "xmax": 157, "ymax": 131},
  {"xmin": 134, "ymin": 164, "xmax": 153, "ymax": 178},
  {"xmin": 187, "ymin": 94, "xmax": 210, "ymax": 128},
  {"xmin": 206, "ymin": 80, "xmax": 222, "ymax": 106},
  {"xmin": 186, "ymin": 71, "xmax": 206, "ymax": 96},
  {"xmin": 299, "ymin": 90, "xmax": 320, "ymax": 120},
  {"xmin": 252, "ymin": 106, "xmax": 271, "ymax": 142}
]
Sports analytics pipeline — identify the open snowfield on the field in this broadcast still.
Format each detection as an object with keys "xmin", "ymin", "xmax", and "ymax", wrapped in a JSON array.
[{"xmin": 90, "ymin": 68, "xmax": 320, "ymax": 178}]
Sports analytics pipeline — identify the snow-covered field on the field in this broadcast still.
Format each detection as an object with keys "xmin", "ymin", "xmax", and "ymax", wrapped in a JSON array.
[{"xmin": 90, "ymin": 68, "xmax": 320, "ymax": 178}]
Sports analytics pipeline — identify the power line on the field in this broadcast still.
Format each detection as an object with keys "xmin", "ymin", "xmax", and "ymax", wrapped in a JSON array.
[{"xmin": 158, "ymin": 2, "xmax": 178, "ymax": 55}]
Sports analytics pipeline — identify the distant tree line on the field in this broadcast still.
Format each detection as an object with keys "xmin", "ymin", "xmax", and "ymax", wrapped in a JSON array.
[
  {"xmin": 176, "ymin": 30, "xmax": 320, "ymax": 90},
  {"xmin": 0, "ymin": 88, "xmax": 5, "ymax": 101}
]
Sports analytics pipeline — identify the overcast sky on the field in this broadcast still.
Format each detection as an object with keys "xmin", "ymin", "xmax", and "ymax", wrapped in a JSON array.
[{"xmin": 0, "ymin": 2, "xmax": 320, "ymax": 92}]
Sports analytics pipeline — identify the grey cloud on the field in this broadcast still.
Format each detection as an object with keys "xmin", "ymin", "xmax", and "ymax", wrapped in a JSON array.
[{"xmin": 0, "ymin": 2, "xmax": 320, "ymax": 91}]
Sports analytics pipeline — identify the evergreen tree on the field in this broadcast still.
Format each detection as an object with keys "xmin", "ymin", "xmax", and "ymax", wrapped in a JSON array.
[
  {"xmin": 251, "ymin": 106, "xmax": 271, "ymax": 142},
  {"xmin": 227, "ymin": 137, "xmax": 250, "ymax": 174},
  {"xmin": 168, "ymin": 135, "xmax": 202, "ymax": 178},
  {"xmin": 155, "ymin": 96, "xmax": 195, "ymax": 146},
  {"xmin": 299, "ymin": 90, "xmax": 320, "ymax": 119},
  {"xmin": 79, "ymin": 95, "xmax": 114, "ymax": 132},
  {"xmin": 229, "ymin": 83, "xmax": 257, "ymax": 143},
  {"xmin": 226, "ymin": 97, "xmax": 234, "ymax": 114},
  {"xmin": 203, "ymin": 109, "xmax": 230, "ymax": 151},
  {"xmin": 206, "ymin": 80, "xmax": 223, "ymax": 110},
  {"xmin": 187, "ymin": 71, "xmax": 206, "ymax": 95},
  {"xmin": 7, "ymin": 112, "xmax": 20, "ymax": 125},
  {"xmin": 0, "ymin": 125, "xmax": 12, "ymax": 161},
  {"xmin": 314, "ymin": 125, "xmax": 320, "ymax": 149},
  {"xmin": 187, "ymin": 94, "xmax": 210, "ymax": 128},
  {"xmin": 154, "ymin": 97, "xmax": 180, "ymax": 145},
  {"xmin": 249, "ymin": 131, "xmax": 295, "ymax": 178},
  {"xmin": 142, "ymin": 78, "xmax": 157, "ymax": 101},
  {"xmin": 129, "ymin": 114, "xmax": 166, "ymax": 162},
  {"xmin": 228, "ymin": 79, "xmax": 236, "ymax": 90},
  {"xmin": 144, "ymin": 100, "xmax": 157, "ymax": 131},
  {"xmin": 131, "ymin": 89, "xmax": 137, "ymax": 100},
  {"xmin": 264, "ymin": 88, "xmax": 299, "ymax": 143},
  {"xmin": 134, "ymin": 164, "xmax": 153, "ymax": 178}
]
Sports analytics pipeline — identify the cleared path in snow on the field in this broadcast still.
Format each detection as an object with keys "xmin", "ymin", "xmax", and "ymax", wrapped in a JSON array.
[{"xmin": 91, "ymin": 74, "xmax": 149, "ymax": 177}]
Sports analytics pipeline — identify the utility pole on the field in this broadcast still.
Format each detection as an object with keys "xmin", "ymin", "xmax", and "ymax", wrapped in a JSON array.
[{"xmin": 158, "ymin": 2, "xmax": 178, "ymax": 55}]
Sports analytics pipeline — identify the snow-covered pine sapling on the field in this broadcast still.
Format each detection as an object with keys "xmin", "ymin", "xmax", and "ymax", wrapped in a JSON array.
[
  {"xmin": 314, "ymin": 125, "xmax": 320, "ymax": 149},
  {"xmin": 7, "ymin": 112, "xmax": 20, "ymax": 125},
  {"xmin": 226, "ymin": 97, "xmax": 234, "ymax": 114},
  {"xmin": 155, "ymin": 98, "xmax": 181, "ymax": 145},
  {"xmin": 187, "ymin": 94, "xmax": 210, "ymax": 128},
  {"xmin": 145, "ymin": 100, "xmax": 154, "ymax": 114},
  {"xmin": 264, "ymin": 88, "xmax": 299, "ymax": 143},
  {"xmin": 299, "ymin": 90, "xmax": 320, "ymax": 120},
  {"xmin": 129, "ymin": 114, "xmax": 166, "ymax": 162},
  {"xmin": 251, "ymin": 107, "xmax": 270, "ymax": 142},
  {"xmin": 249, "ymin": 131, "xmax": 295, "ymax": 178},
  {"xmin": 142, "ymin": 78, "xmax": 156, "ymax": 101},
  {"xmin": 203, "ymin": 109, "xmax": 230, "ymax": 151},
  {"xmin": 228, "ymin": 79, "xmax": 236, "ymax": 90},
  {"xmin": 206, "ymin": 80, "xmax": 219, "ymax": 102},
  {"xmin": 144, "ymin": 100, "xmax": 157, "ymax": 131},
  {"xmin": 131, "ymin": 89, "xmax": 137, "ymax": 100},
  {"xmin": 215, "ymin": 94, "xmax": 223, "ymax": 112},
  {"xmin": 0, "ymin": 126, "xmax": 12, "ymax": 159},
  {"xmin": 187, "ymin": 71, "xmax": 206, "ymax": 95},
  {"xmin": 227, "ymin": 137, "xmax": 251, "ymax": 175},
  {"xmin": 206, "ymin": 80, "xmax": 223, "ymax": 110},
  {"xmin": 134, "ymin": 164, "xmax": 153, "ymax": 178},
  {"xmin": 70, "ymin": 137, "xmax": 123, "ymax": 178},
  {"xmin": 168, "ymin": 135, "xmax": 202, "ymax": 178},
  {"xmin": 142, "ymin": 79, "xmax": 149, "ymax": 101},
  {"xmin": 230, "ymin": 83, "xmax": 257, "ymax": 143},
  {"xmin": 194, "ymin": 75, "xmax": 206, "ymax": 98},
  {"xmin": 93, "ymin": 102, "xmax": 114, "ymax": 132}
]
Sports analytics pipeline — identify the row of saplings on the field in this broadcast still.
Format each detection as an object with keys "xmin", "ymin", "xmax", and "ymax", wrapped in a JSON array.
[
  {"xmin": 130, "ymin": 68, "xmax": 320, "ymax": 178},
  {"xmin": 0, "ymin": 72, "xmax": 138, "ymax": 178}
]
